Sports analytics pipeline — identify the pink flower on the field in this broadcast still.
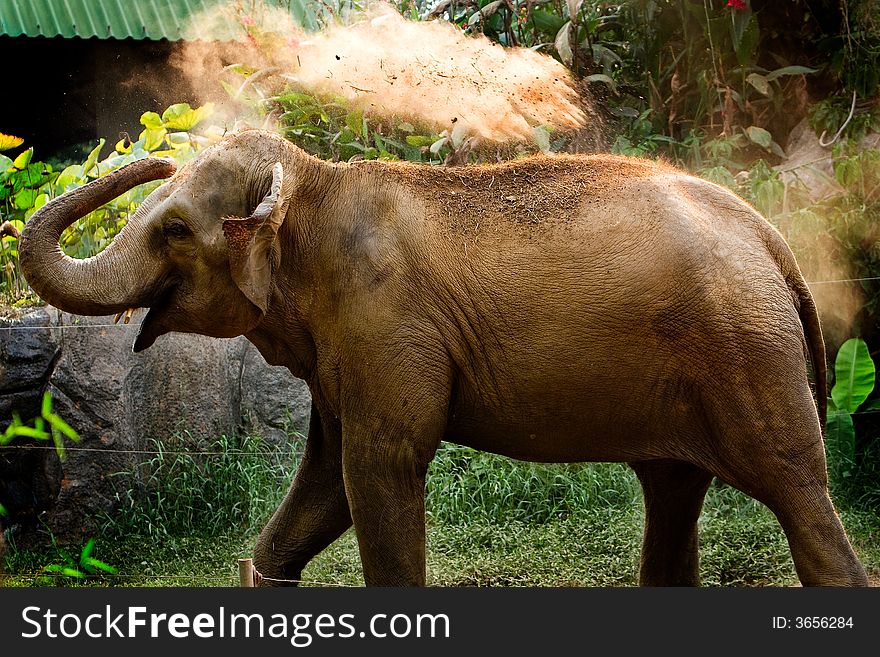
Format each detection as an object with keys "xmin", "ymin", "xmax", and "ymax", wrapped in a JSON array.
[
  {"xmin": 241, "ymin": 15, "xmax": 256, "ymax": 26},
  {"xmin": 727, "ymin": 0, "xmax": 747, "ymax": 10}
]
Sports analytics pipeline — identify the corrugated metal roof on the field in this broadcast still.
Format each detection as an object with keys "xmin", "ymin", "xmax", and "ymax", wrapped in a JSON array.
[{"xmin": 0, "ymin": 0, "xmax": 317, "ymax": 41}]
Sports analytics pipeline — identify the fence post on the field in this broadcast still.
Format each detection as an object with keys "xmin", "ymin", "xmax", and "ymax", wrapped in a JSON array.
[{"xmin": 238, "ymin": 558, "xmax": 254, "ymax": 587}]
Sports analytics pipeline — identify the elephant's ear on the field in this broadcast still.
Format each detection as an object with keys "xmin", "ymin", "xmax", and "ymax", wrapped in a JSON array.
[{"xmin": 222, "ymin": 162, "xmax": 286, "ymax": 315}]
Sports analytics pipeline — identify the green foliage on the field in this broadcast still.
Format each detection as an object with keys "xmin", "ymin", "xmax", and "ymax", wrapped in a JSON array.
[
  {"xmin": 227, "ymin": 69, "xmax": 458, "ymax": 164},
  {"xmin": 742, "ymin": 159, "xmax": 787, "ymax": 218},
  {"xmin": 830, "ymin": 338, "xmax": 876, "ymax": 413},
  {"xmin": 1, "ymin": 391, "xmax": 80, "ymax": 518},
  {"xmin": 610, "ymin": 109, "xmax": 674, "ymax": 156},
  {"xmin": 38, "ymin": 538, "xmax": 117, "ymax": 584},
  {"xmin": 104, "ymin": 432, "xmax": 302, "ymax": 538},
  {"xmin": 8, "ymin": 444, "xmax": 878, "ymax": 586},
  {"xmin": 275, "ymin": 91, "xmax": 450, "ymax": 163},
  {"xmin": 826, "ymin": 410, "xmax": 856, "ymax": 471},
  {"xmin": 0, "ymin": 391, "xmax": 80, "ymax": 457},
  {"xmin": 833, "ymin": 143, "xmax": 880, "ymax": 199},
  {"xmin": 1, "ymin": 392, "xmax": 97, "ymax": 579},
  {"xmin": 771, "ymin": 146, "xmax": 880, "ymax": 321},
  {"xmin": 426, "ymin": 444, "xmax": 640, "ymax": 524},
  {"xmin": 438, "ymin": 2, "xmax": 819, "ymax": 166},
  {"xmin": 826, "ymin": 338, "xmax": 875, "ymax": 479},
  {"xmin": 823, "ymin": 0, "xmax": 880, "ymax": 98},
  {"xmin": 810, "ymin": 95, "xmax": 880, "ymax": 144}
]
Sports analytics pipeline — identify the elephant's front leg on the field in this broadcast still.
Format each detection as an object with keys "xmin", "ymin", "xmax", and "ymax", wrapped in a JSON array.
[
  {"xmin": 253, "ymin": 403, "xmax": 352, "ymax": 585},
  {"xmin": 342, "ymin": 427, "xmax": 441, "ymax": 586},
  {"xmin": 340, "ymin": 367, "xmax": 449, "ymax": 586}
]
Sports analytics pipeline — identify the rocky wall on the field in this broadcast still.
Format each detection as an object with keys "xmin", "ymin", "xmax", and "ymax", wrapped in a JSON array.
[{"xmin": 0, "ymin": 305, "xmax": 311, "ymax": 544}]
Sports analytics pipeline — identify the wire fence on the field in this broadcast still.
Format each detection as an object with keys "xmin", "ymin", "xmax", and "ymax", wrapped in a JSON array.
[
  {"xmin": 4, "ymin": 551, "xmax": 352, "ymax": 587},
  {"xmin": 5, "ymin": 572, "xmax": 237, "ymax": 584},
  {"xmin": 3, "ymin": 571, "xmax": 351, "ymax": 587},
  {"xmin": 806, "ymin": 276, "xmax": 880, "ymax": 285},
  {"xmin": 0, "ymin": 444, "xmax": 292, "ymax": 457}
]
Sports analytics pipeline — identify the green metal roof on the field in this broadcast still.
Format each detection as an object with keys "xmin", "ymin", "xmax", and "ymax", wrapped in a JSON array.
[{"xmin": 0, "ymin": 0, "xmax": 316, "ymax": 41}]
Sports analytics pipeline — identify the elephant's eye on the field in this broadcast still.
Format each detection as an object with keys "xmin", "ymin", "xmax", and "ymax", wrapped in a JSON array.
[{"xmin": 163, "ymin": 219, "xmax": 192, "ymax": 240}]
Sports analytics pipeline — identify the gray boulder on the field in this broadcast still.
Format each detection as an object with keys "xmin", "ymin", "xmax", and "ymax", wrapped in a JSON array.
[
  {"xmin": 0, "ymin": 305, "xmax": 311, "ymax": 544},
  {"xmin": 0, "ymin": 307, "xmax": 59, "ymax": 421}
]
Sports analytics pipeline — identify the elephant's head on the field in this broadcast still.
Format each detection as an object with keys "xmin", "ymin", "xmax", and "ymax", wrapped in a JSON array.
[{"xmin": 19, "ymin": 132, "xmax": 291, "ymax": 351}]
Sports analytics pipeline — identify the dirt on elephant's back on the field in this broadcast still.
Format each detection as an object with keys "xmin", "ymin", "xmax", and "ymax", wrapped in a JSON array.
[{"xmin": 367, "ymin": 154, "xmax": 675, "ymax": 234}]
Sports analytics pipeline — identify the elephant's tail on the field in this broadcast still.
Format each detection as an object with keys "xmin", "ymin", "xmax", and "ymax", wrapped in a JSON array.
[
  {"xmin": 795, "ymin": 279, "xmax": 827, "ymax": 429},
  {"xmin": 755, "ymin": 215, "xmax": 827, "ymax": 428}
]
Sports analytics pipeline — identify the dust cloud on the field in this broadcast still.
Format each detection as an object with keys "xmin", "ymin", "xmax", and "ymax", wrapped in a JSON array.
[
  {"xmin": 776, "ymin": 211, "xmax": 868, "ymax": 351},
  {"xmin": 805, "ymin": 260, "xmax": 865, "ymax": 352},
  {"xmin": 169, "ymin": 1, "xmax": 586, "ymax": 144}
]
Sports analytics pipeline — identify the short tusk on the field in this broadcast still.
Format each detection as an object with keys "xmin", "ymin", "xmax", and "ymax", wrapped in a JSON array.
[{"xmin": 114, "ymin": 308, "xmax": 137, "ymax": 324}]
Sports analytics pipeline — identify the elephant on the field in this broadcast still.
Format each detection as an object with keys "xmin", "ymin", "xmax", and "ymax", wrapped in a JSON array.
[{"xmin": 19, "ymin": 129, "xmax": 868, "ymax": 587}]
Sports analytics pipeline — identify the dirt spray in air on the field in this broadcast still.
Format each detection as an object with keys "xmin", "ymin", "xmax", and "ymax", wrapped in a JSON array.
[{"xmin": 170, "ymin": 1, "xmax": 595, "ymax": 147}]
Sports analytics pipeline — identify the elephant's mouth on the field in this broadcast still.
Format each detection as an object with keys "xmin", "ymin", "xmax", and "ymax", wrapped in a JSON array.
[{"xmin": 132, "ymin": 286, "xmax": 177, "ymax": 353}]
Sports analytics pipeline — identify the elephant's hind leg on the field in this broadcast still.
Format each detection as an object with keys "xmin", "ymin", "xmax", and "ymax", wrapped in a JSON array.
[
  {"xmin": 703, "ymin": 376, "xmax": 868, "ymax": 587},
  {"xmin": 630, "ymin": 459, "xmax": 713, "ymax": 586},
  {"xmin": 717, "ymin": 441, "xmax": 868, "ymax": 587},
  {"xmin": 773, "ymin": 487, "xmax": 868, "ymax": 586},
  {"xmin": 253, "ymin": 405, "xmax": 352, "ymax": 586}
]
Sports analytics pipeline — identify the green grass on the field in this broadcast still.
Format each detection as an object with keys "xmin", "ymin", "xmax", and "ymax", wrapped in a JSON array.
[
  {"xmin": 106, "ymin": 431, "xmax": 303, "ymax": 538},
  {"xmin": 3, "ymin": 441, "xmax": 879, "ymax": 587}
]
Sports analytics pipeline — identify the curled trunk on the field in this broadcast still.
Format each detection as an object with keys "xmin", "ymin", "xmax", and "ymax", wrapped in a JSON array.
[{"xmin": 19, "ymin": 157, "xmax": 176, "ymax": 316}]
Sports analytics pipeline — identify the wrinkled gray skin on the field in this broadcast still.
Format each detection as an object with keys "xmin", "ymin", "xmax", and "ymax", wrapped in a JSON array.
[{"xmin": 20, "ymin": 130, "xmax": 868, "ymax": 586}]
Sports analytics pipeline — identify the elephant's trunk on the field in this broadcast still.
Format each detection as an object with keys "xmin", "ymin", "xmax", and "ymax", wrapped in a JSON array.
[{"xmin": 19, "ymin": 157, "xmax": 176, "ymax": 316}]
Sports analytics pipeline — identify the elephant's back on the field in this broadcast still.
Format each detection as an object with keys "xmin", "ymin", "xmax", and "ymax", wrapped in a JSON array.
[{"xmin": 369, "ymin": 153, "xmax": 678, "ymax": 236}]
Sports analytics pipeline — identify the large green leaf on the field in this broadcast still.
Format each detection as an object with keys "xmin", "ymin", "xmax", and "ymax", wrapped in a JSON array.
[
  {"xmin": 55, "ymin": 164, "xmax": 83, "ymax": 191},
  {"xmin": 140, "ymin": 127, "xmax": 167, "ymax": 152},
  {"xmin": 0, "ymin": 133, "xmax": 24, "ymax": 151},
  {"xmin": 831, "ymin": 338, "xmax": 876, "ymax": 413},
  {"xmin": 746, "ymin": 125, "xmax": 772, "ymax": 148},
  {"xmin": 531, "ymin": 9, "xmax": 566, "ymax": 37},
  {"xmin": 12, "ymin": 147, "xmax": 33, "ymax": 171},
  {"xmin": 161, "ymin": 102, "xmax": 215, "ymax": 131},
  {"xmin": 765, "ymin": 66, "xmax": 818, "ymax": 82},
  {"xmin": 140, "ymin": 111, "xmax": 164, "ymax": 130},
  {"xmin": 735, "ymin": 16, "xmax": 759, "ymax": 68},
  {"xmin": 730, "ymin": 6, "xmax": 754, "ymax": 52},
  {"xmin": 825, "ymin": 409, "xmax": 856, "ymax": 470},
  {"xmin": 14, "ymin": 187, "xmax": 38, "ymax": 210},
  {"xmin": 82, "ymin": 139, "xmax": 106, "ymax": 177}
]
